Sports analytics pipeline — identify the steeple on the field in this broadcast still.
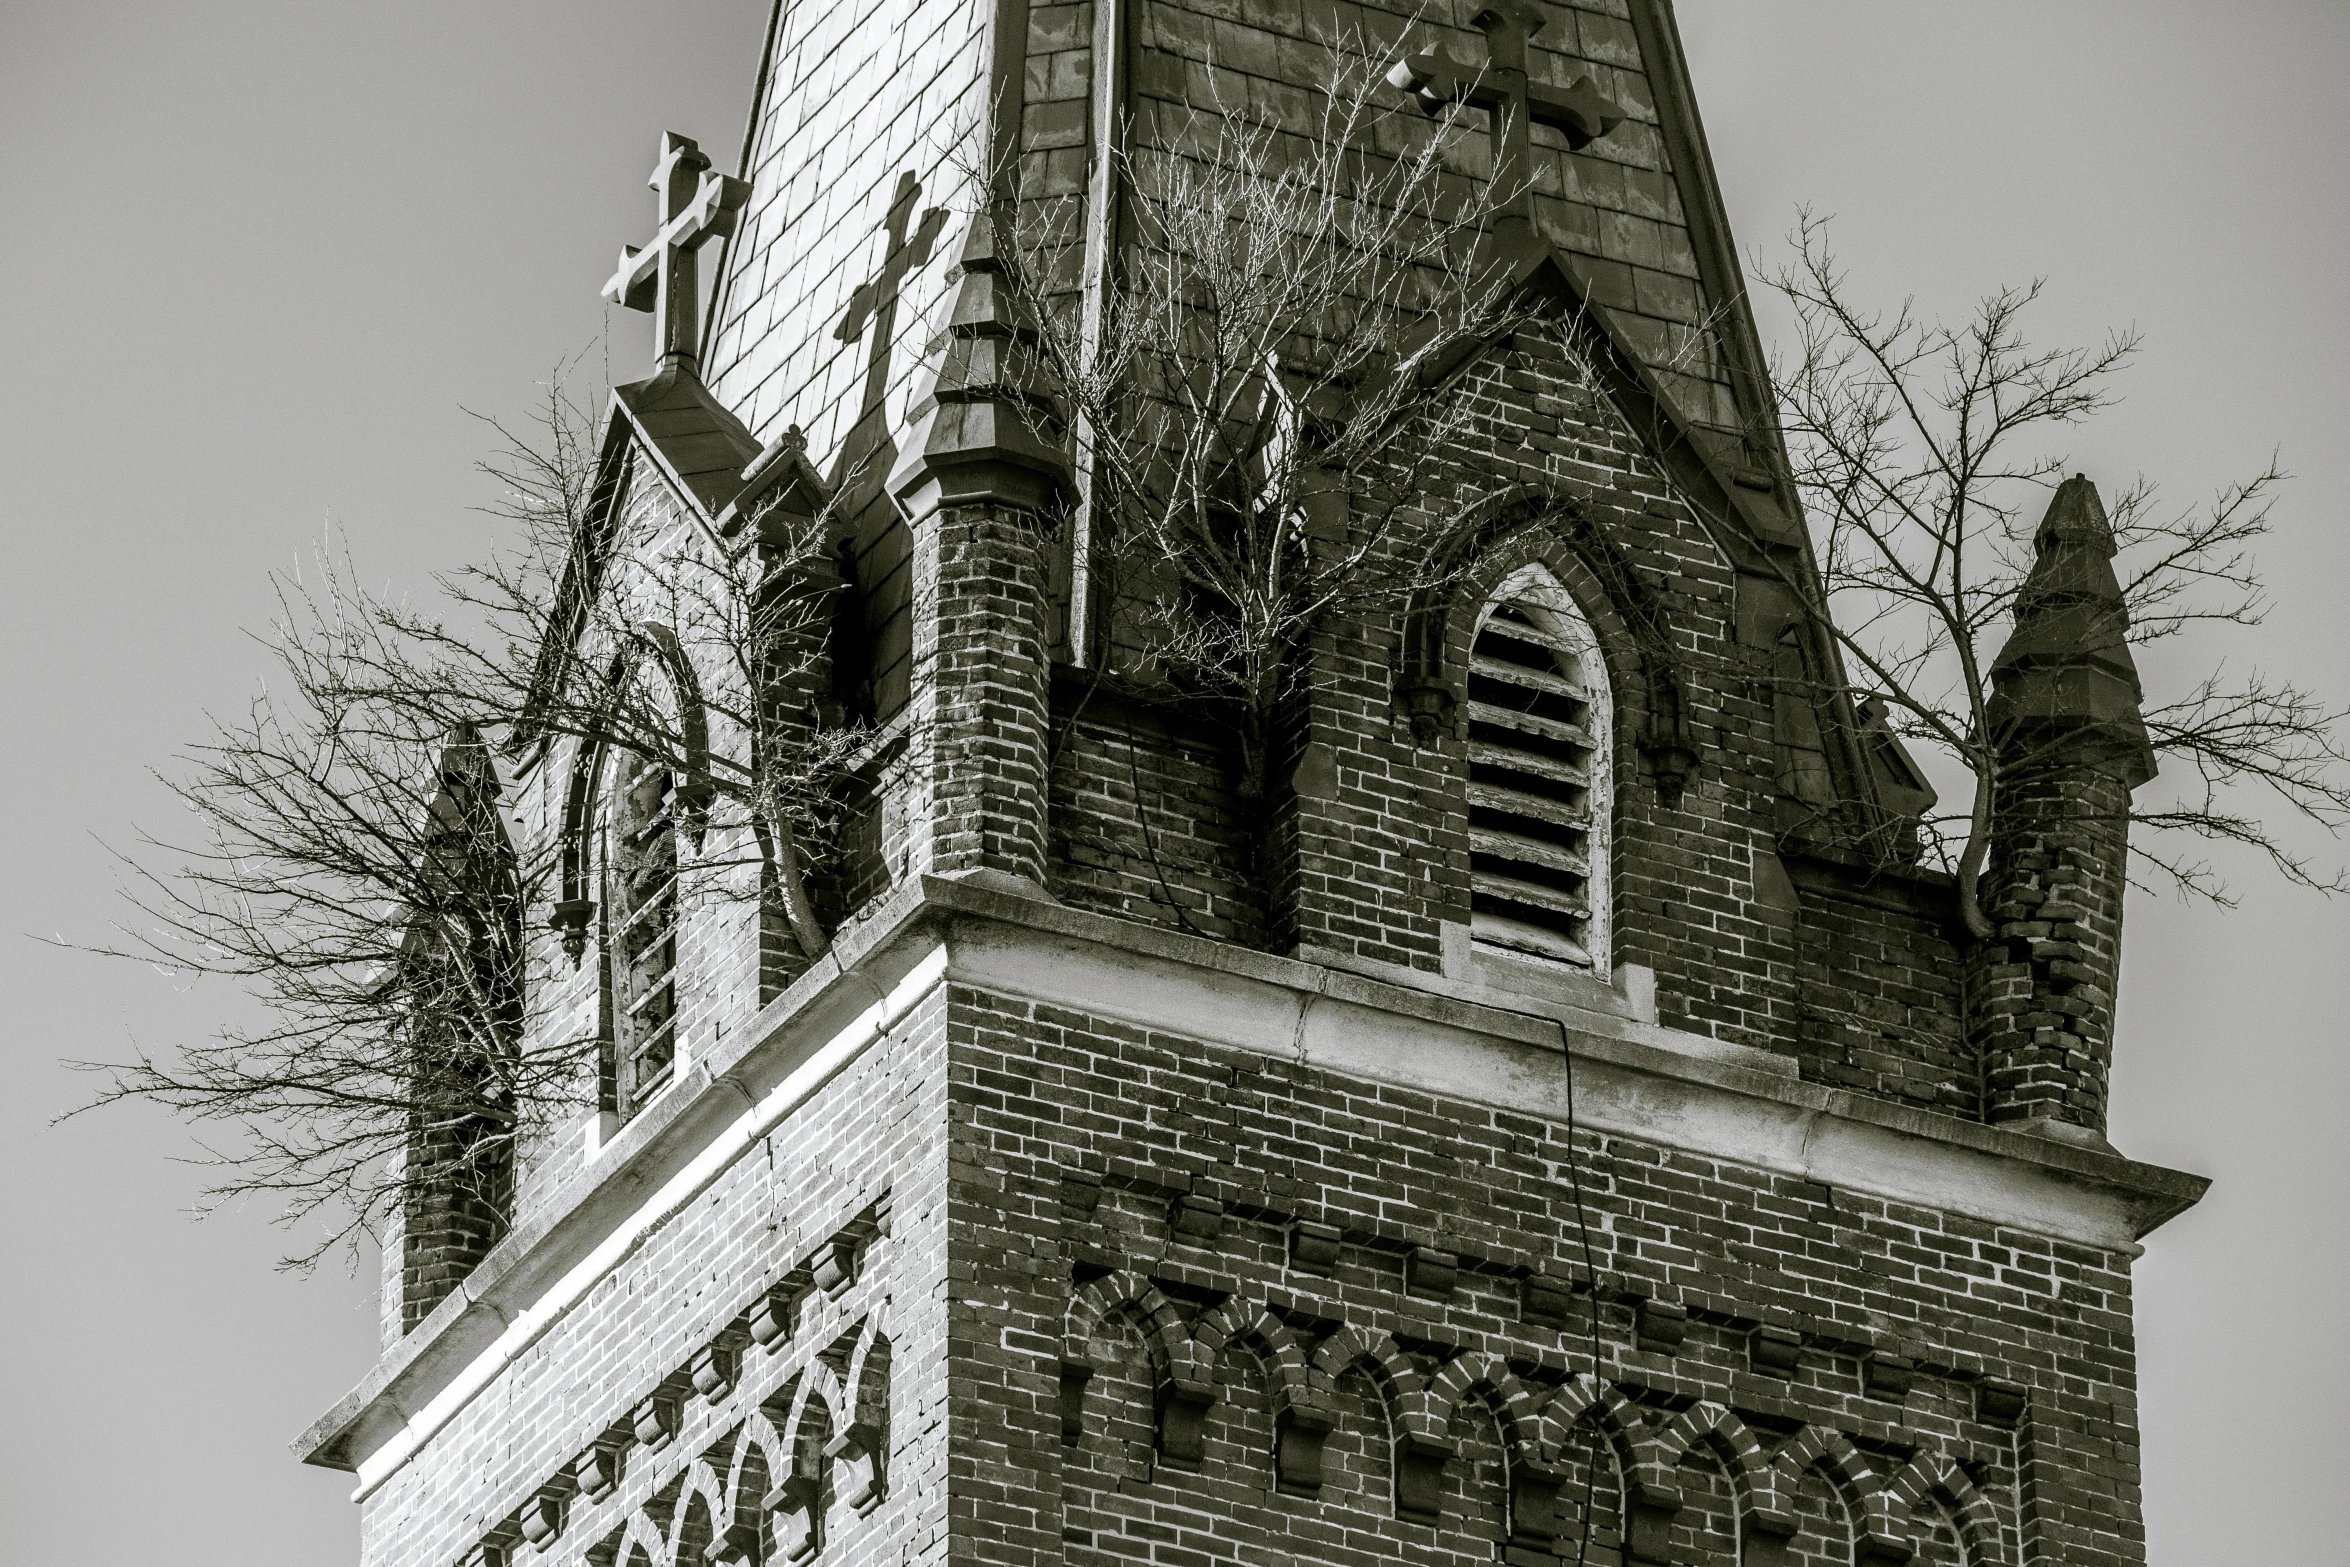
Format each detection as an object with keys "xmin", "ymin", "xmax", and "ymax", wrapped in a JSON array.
[{"xmin": 297, "ymin": 18, "xmax": 2213, "ymax": 1567}]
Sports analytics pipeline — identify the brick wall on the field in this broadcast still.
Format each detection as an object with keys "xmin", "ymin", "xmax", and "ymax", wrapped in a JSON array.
[
  {"xmin": 360, "ymin": 986, "xmax": 951, "ymax": 1567},
  {"xmin": 1791, "ymin": 859, "xmax": 1976, "ymax": 1118},
  {"xmin": 1049, "ymin": 680, "xmax": 1269, "ymax": 946},
  {"xmin": 948, "ymin": 975, "xmax": 2147, "ymax": 1566},
  {"xmin": 359, "ymin": 912, "xmax": 2175, "ymax": 1567}
]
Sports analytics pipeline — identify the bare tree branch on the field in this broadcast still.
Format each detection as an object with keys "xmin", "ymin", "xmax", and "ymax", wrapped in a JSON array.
[
  {"xmin": 67, "ymin": 371, "xmax": 865, "ymax": 1266},
  {"xmin": 995, "ymin": 29, "xmax": 1556, "ymax": 916},
  {"xmin": 1763, "ymin": 215, "xmax": 2346, "ymax": 927}
]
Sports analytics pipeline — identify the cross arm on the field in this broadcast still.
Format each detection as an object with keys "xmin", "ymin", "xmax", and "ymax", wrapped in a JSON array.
[
  {"xmin": 1387, "ymin": 50, "xmax": 1506, "ymax": 117},
  {"xmin": 1523, "ymin": 76, "xmax": 1628, "ymax": 151},
  {"xmin": 1386, "ymin": 51, "xmax": 1627, "ymax": 152}
]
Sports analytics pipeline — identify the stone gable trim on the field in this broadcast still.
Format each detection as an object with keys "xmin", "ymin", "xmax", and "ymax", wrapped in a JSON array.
[
  {"xmin": 1625, "ymin": 0, "xmax": 1782, "ymax": 461},
  {"xmin": 298, "ymin": 876, "xmax": 2203, "ymax": 1496}
]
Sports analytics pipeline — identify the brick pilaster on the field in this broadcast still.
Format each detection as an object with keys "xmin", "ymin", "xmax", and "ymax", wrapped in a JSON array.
[
  {"xmin": 399, "ymin": 1125, "xmax": 511, "ymax": 1332},
  {"xmin": 1970, "ymin": 767, "xmax": 2134, "ymax": 1130},
  {"xmin": 906, "ymin": 502, "xmax": 1054, "ymax": 884}
]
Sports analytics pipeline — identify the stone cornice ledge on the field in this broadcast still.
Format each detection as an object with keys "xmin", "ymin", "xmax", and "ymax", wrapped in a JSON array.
[
  {"xmin": 935, "ymin": 880, "xmax": 2207, "ymax": 1257},
  {"xmin": 295, "ymin": 873, "xmax": 2207, "ymax": 1490}
]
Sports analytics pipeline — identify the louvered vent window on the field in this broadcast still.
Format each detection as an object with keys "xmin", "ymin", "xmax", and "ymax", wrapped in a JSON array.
[{"xmin": 1464, "ymin": 576, "xmax": 1611, "ymax": 971}]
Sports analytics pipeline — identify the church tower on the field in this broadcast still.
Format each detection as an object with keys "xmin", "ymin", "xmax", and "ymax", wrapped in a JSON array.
[{"xmin": 296, "ymin": 5, "xmax": 2207, "ymax": 1566}]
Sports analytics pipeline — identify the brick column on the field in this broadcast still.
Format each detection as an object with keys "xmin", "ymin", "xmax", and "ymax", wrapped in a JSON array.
[
  {"xmin": 399, "ymin": 1125, "xmax": 511, "ymax": 1331},
  {"xmin": 1971, "ymin": 767, "xmax": 2134, "ymax": 1129},
  {"xmin": 1967, "ymin": 477, "xmax": 2154, "ymax": 1137},
  {"xmin": 399, "ymin": 723, "xmax": 519, "ymax": 1329},
  {"xmin": 907, "ymin": 501, "xmax": 1053, "ymax": 882}
]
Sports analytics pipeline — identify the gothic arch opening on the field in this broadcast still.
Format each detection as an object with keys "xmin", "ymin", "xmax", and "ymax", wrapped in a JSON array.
[{"xmin": 1463, "ymin": 561, "xmax": 1614, "ymax": 973}]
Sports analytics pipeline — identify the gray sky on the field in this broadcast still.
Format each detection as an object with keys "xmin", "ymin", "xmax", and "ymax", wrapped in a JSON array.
[{"xmin": 3, "ymin": 3, "xmax": 2341, "ymax": 1561}]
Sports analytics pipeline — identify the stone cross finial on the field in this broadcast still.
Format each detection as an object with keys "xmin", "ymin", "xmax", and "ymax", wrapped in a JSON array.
[
  {"xmin": 602, "ymin": 132, "xmax": 752, "ymax": 371},
  {"xmin": 1390, "ymin": 3, "xmax": 1626, "ymax": 242}
]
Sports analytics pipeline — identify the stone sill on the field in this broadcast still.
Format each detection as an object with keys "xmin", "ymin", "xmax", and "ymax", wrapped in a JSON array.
[{"xmin": 293, "ymin": 871, "xmax": 2208, "ymax": 1486}]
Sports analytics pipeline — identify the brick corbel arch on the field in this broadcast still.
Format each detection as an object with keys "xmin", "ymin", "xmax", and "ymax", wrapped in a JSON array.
[
  {"xmin": 665, "ymin": 1470, "xmax": 724, "ymax": 1567},
  {"xmin": 1885, "ymin": 1446, "xmax": 2009, "ymax": 1566},
  {"xmin": 717, "ymin": 1422, "xmax": 777, "ymax": 1565},
  {"xmin": 1397, "ymin": 486, "xmax": 1700, "ymax": 802}
]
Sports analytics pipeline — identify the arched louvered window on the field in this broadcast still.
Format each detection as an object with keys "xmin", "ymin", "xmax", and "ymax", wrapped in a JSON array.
[
  {"xmin": 601, "ymin": 748, "xmax": 679, "ymax": 1117},
  {"xmin": 1464, "ymin": 566, "xmax": 1612, "ymax": 972}
]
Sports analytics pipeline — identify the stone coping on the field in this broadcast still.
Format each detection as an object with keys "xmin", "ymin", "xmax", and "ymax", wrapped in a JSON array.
[{"xmin": 294, "ymin": 872, "xmax": 2208, "ymax": 1483}]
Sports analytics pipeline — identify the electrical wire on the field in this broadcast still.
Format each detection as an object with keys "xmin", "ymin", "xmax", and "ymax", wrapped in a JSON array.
[
  {"xmin": 1558, "ymin": 1017, "xmax": 1606, "ymax": 1567},
  {"xmin": 1121, "ymin": 705, "xmax": 1207, "ymax": 939}
]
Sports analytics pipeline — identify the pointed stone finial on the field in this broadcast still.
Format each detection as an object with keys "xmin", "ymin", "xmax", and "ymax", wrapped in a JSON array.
[
  {"xmin": 436, "ymin": 719, "xmax": 498, "ymax": 797},
  {"xmin": 888, "ymin": 210, "xmax": 1071, "ymax": 512},
  {"xmin": 1986, "ymin": 475, "xmax": 2156, "ymax": 789}
]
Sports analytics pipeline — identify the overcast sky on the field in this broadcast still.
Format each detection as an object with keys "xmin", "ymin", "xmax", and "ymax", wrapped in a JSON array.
[{"xmin": 3, "ymin": 3, "xmax": 2342, "ymax": 1562}]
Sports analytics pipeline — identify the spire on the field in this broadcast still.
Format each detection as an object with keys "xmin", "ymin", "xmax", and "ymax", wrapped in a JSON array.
[{"xmin": 1986, "ymin": 474, "xmax": 2157, "ymax": 789}]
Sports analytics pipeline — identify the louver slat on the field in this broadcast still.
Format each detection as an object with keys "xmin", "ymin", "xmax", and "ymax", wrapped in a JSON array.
[
  {"xmin": 1468, "ymin": 652, "xmax": 1584, "ymax": 700},
  {"xmin": 1465, "ymin": 699, "xmax": 1593, "ymax": 749},
  {"xmin": 1466, "ymin": 780, "xmax": 1586, "ymax": 828},
  {"xmin": 1470, "ymin": 869, "xmax": 1589, "ymax": 919},
  {"xmin": 1469, "ymin": 827, "xmax": 1587, "ymax": 877},
  {"xmin": 1467, "ymin": 739, "xmax": 1588, "ymax": 790}
]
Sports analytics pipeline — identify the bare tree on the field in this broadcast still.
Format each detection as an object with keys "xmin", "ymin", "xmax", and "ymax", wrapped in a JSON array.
[
  {"xmin": 1764, "ymin": 213, "xmax": 2349, "ymax": 934},
  {"xmin": 71, "ymin": 377, "xmax": 861, "ymax": 1264},
  {"xmin": 1003, "ymin": 33, "xmax": 1550, "ymax": 820}
]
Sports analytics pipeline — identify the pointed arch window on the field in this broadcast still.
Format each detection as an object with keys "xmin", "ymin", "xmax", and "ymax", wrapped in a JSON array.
[
  {"xmin": 551, "ymin": 631, "xmax": 712, "ymax": 1127},
  {"xmin": 600, "ymin": 746, "xmax": 680, "ymax": 1116},
  {"xmin": 1464, "ymin": 565, "xmax": 1612, "ymax": 972}
]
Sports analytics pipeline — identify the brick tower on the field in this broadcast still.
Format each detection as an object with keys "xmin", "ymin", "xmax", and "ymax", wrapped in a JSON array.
[{"xmin": 297, "ymin": 6, "xmax": 2208, "ymax": 1567}]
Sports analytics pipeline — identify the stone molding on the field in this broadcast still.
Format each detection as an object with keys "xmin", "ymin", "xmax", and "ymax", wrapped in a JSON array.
[
  {"xmin": 934, "ymin": 883, "xmax": 2205, "ymax": 1250},
  {"xmin": 298, "ymin": 876, "xmax": 2205, "ymax": 1494}
]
